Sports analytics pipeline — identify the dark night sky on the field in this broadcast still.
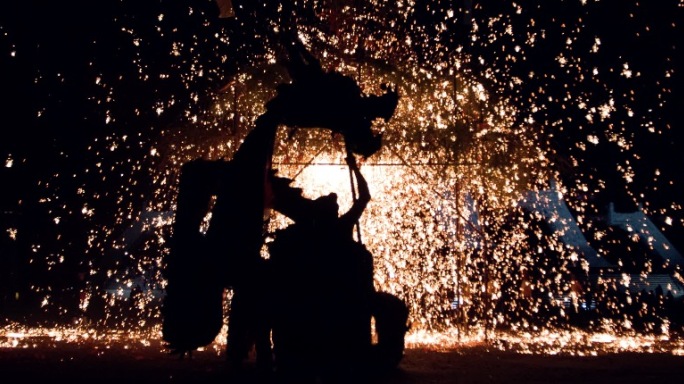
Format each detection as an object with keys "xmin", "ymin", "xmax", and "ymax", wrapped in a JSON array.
[{"xmin": 0, "ymin": 1, "xmax": 682, "ymax": 295}]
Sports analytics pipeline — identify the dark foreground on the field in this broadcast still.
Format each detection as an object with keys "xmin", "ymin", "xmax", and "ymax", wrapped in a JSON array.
[{"xmin": 1, "ymin": 341, "xmax": 683, "ymax": 384}]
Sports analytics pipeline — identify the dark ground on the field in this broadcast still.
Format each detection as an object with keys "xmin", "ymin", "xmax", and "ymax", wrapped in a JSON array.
[{"xmin": 1, "ymin": 339, "xmax": 683, "ymax": 384}]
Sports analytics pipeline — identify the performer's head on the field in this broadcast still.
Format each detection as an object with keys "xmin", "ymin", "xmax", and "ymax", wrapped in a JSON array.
[{"xmin": 311, "ymin": 193, "xmax": 339, "ymax": 221}]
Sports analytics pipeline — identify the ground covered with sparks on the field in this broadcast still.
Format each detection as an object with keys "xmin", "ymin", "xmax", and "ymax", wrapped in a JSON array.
[
  {"xmin": 2, "ymin": 322, "xmax": 683, "ymax": 356},
  {"xmin": 1, "ymin": 323, "xmax": 684, "ymax": 384}
]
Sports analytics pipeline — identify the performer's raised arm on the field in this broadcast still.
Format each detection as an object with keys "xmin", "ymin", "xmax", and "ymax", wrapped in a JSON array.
[{"xmin": 340, "ymin": 155, "xmax": 370, "ymax": 228}]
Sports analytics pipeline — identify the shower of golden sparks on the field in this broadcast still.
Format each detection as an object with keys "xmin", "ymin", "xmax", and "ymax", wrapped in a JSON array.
[{"xmin": 1, "ymin": 0, "xmax": 681, "ymax": 352}]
